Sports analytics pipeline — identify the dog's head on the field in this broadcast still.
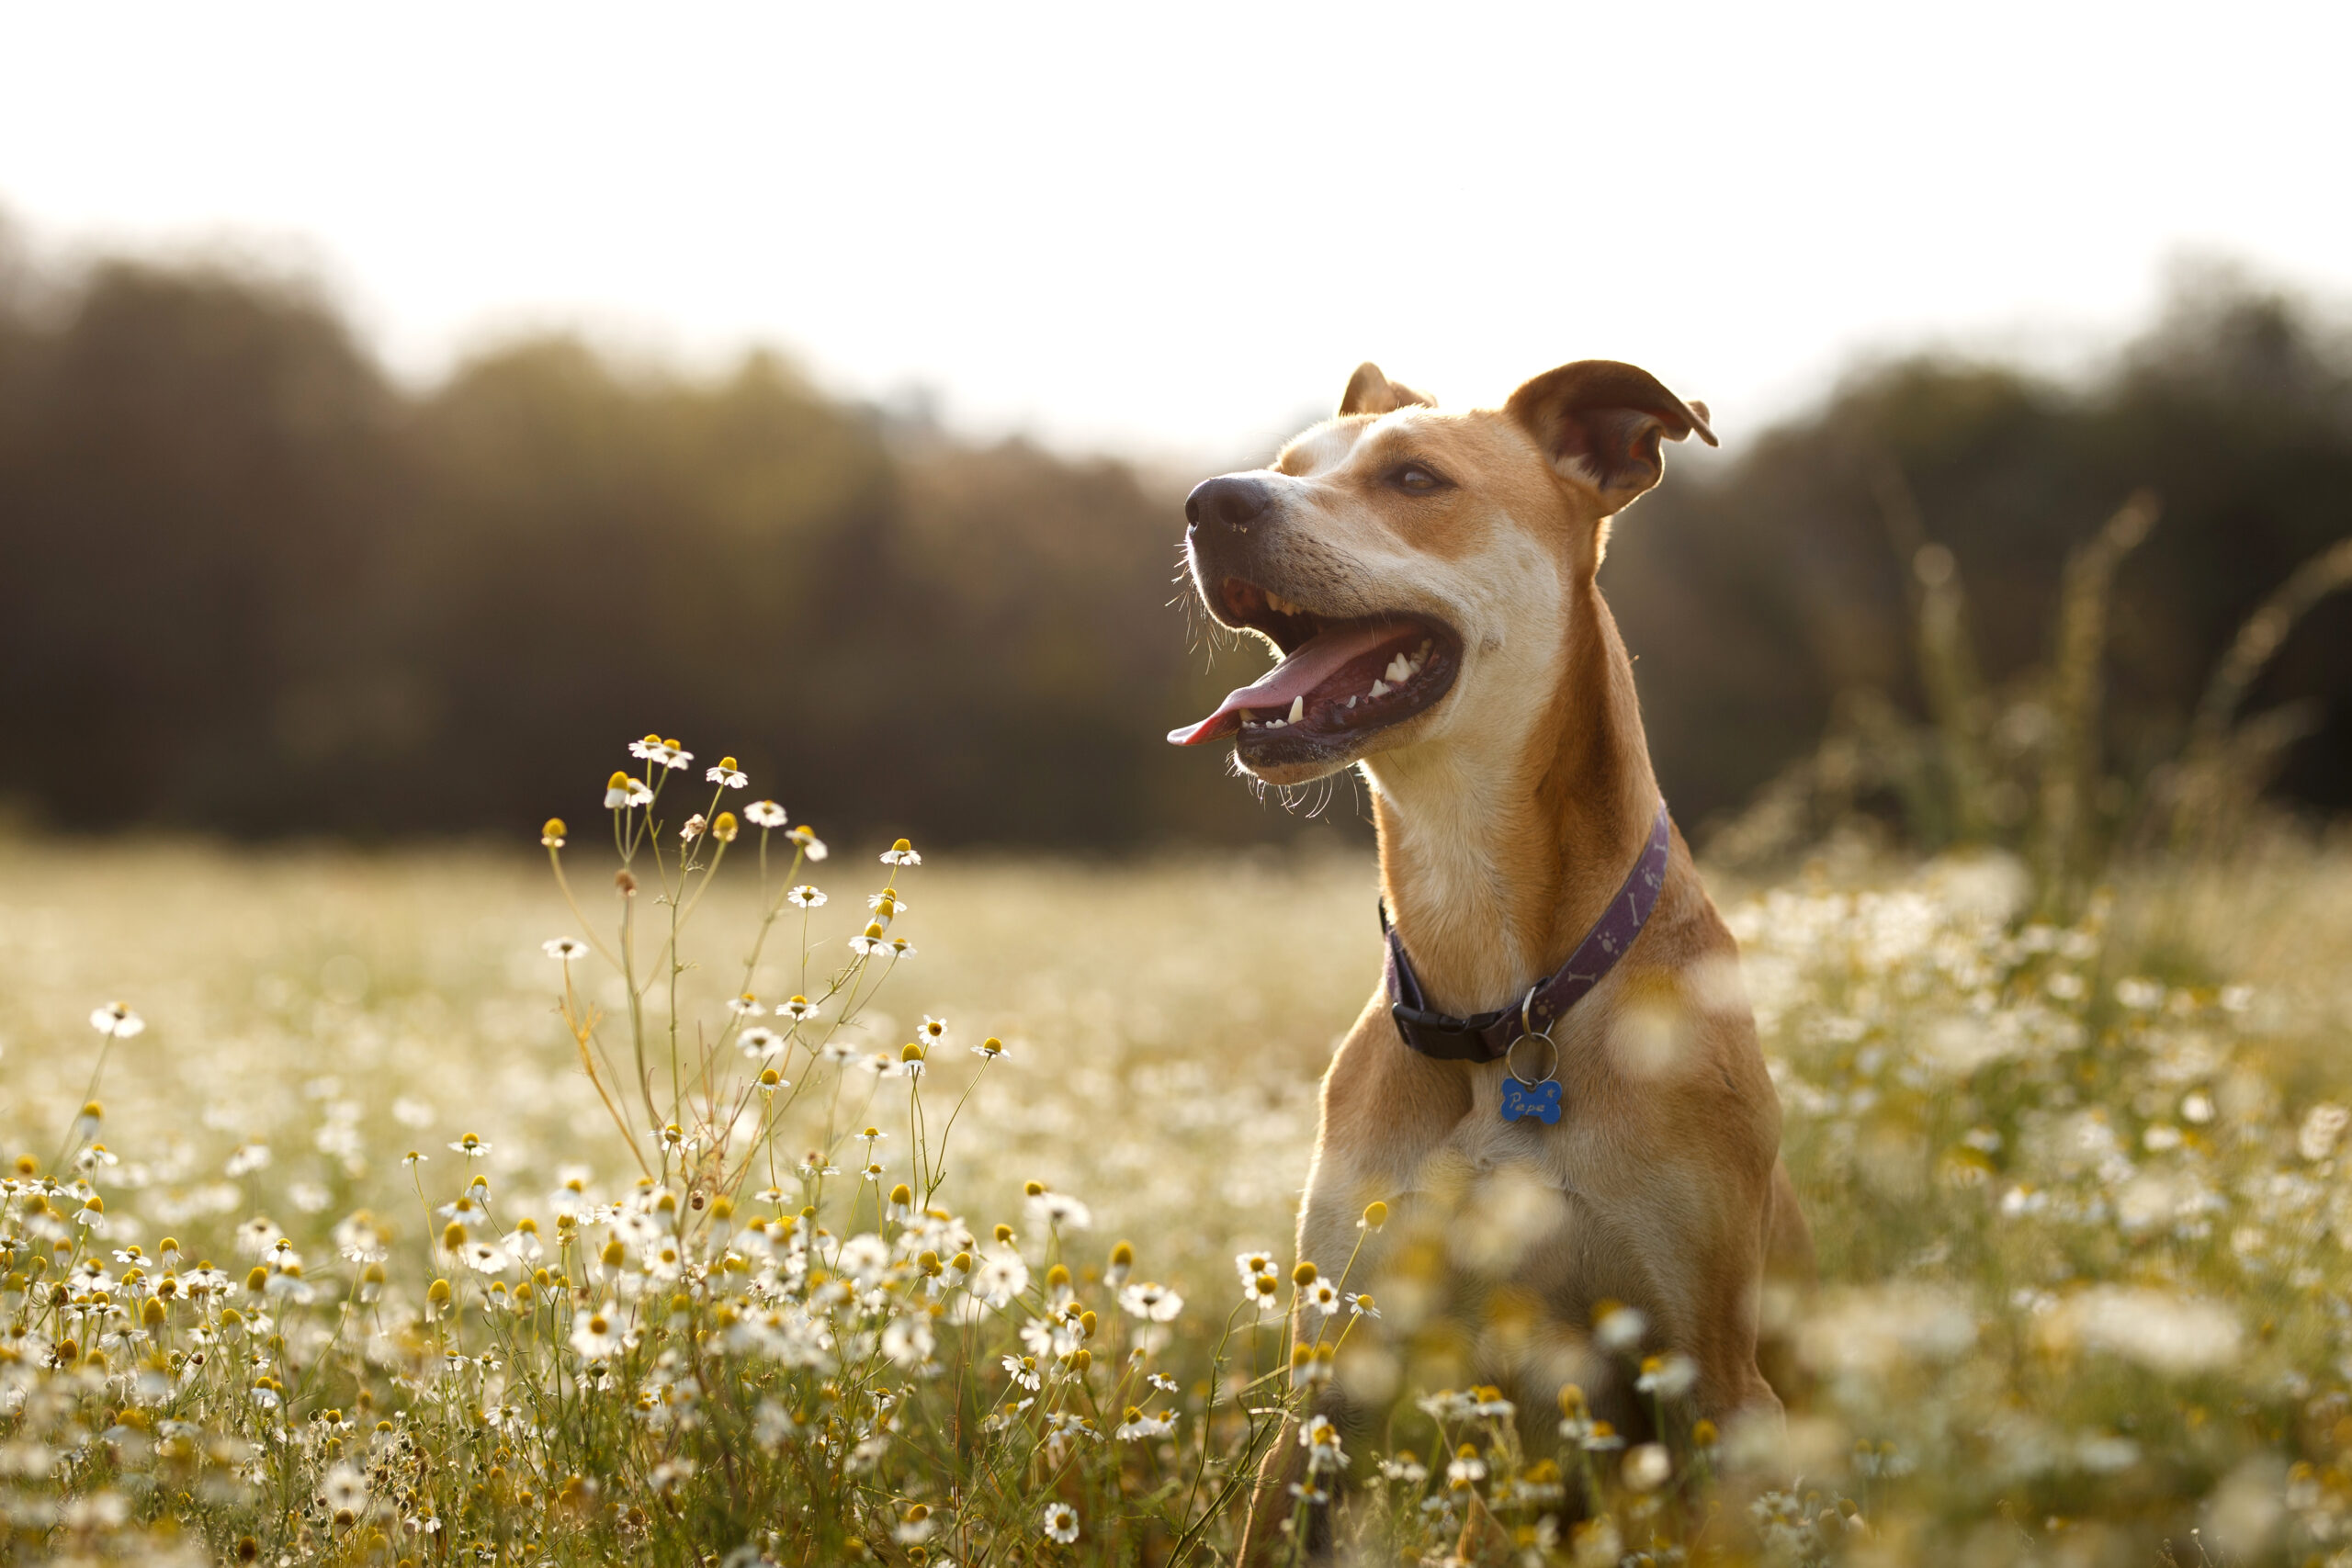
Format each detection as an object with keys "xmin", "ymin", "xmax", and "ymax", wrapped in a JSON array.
[{"xmin": 1169, "ymin": 359, "xmax": 1715, "ymax": 787}]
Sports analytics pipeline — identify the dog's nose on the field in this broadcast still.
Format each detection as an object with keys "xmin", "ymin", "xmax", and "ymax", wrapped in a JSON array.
[{"xmin": 1184, "ymin": 476, "xmax": 1273, "ymax": 533}]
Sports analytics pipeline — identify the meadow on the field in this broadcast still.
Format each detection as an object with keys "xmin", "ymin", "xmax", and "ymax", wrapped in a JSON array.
[{"xmin": 3, "ymin": 770, "xmax": 2352, "ymax": 1567}]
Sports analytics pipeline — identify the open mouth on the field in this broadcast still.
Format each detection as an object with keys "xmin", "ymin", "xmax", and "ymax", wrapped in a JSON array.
[{"xmin": 1167, "ymin": 577, "xmax": 1460, "ymax": 752}]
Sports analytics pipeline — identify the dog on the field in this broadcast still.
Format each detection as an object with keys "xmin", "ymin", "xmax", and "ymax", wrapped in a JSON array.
[{"xmin": 1168, "ymin": 359, "xmax": 1814, "ymax": 1558}]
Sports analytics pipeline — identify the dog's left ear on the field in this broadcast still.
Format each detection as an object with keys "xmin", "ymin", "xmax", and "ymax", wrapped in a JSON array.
[
  {"xmin": 1339, "ymin": 362, "xmax": 1437, "ymax": 417},
  {"xmin": 1505, "ymin": 360, "xmax": 1717, "ymax": 512}
]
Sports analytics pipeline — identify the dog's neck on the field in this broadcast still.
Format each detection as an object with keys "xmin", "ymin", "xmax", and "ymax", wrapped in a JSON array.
[{"xmin": 1361, "ymin": 577, "xmax": 1661, "ymax": 1019}]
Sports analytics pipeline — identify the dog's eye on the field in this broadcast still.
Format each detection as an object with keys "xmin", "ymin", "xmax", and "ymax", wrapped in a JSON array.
[{"xmin": 1389, "ymin": 463, "xmax": 1449, "ymax": 493}]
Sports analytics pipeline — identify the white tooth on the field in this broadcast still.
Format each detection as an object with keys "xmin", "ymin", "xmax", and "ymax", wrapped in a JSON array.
[
  {"xmin": 1346, "ymin": 695, "xmax": 1357, "ymax": 708},
  {"xmin": 1371, "ymin": 679, "xmax": 1390, "ymax": 698},
  {"xmin": 1418, "ymin": 640, "xmax": 1431, "ymax": 657},
  {"xmin": 1386, "ymin": 655, "xmax": 1410, "ymax": 683},
  {"xmin": 1288, "ymin": 695, "xmax": 1304, "ymax": 723}
]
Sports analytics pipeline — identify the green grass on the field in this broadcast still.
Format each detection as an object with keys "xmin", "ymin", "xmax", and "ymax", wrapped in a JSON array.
[{"xmin": 2, "ymin": 813, "xmax": 2349, "ymax": 1566}]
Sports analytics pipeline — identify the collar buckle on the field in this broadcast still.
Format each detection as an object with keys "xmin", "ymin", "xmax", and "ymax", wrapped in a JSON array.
[{"xmin": 1387, "ymin": 1003, "xmax": 1502, "ymax": 1063}]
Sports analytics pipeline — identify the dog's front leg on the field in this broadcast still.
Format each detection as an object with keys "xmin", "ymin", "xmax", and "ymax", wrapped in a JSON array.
[
  {"xmin": 1239, "ymin": 1012, "xmax": 1464, "ymax": 1562},
  {"xmin": 1669, "ymin": 1162, "xmax": 1787, "ymax": 1430},
  {"xmin": 1238, "ymin": 1275, "xmax": 1391, "ymax": 1561}
]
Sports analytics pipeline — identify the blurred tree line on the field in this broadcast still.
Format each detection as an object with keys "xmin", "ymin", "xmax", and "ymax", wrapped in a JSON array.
[
  {"xmin": 0, "ymin": 231, "xmax": 2345, "ymax": 850},
  {"xmin": 1607, "ymin": 263, "xmax": 2352, "ymax": 844}
]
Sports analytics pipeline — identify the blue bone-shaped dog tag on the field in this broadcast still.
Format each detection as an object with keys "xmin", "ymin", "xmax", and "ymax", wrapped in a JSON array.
[{"xmin": 1499, "ymin": 1077, "xmax": 1563, "ymax": 1124}]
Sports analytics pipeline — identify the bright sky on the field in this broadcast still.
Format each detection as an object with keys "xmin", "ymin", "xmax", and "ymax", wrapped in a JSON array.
[{"xmin": 3, "ymin": 2, "xmax": 2346, "ymax": 465}]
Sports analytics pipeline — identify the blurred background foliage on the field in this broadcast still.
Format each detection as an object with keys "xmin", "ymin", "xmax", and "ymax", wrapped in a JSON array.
[{"xmin": 1, "ymin": 227, "xmax": 2346, "ymax": 853}]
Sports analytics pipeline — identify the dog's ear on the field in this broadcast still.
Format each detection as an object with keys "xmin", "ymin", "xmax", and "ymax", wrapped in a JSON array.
[
  {"xmin": 1504, "ymin": 360, "xmax": 1717, "ymax": 512},
  {"xmin": 1339, "ymin": 362, "xmax": 1436, "ymax": 417}
]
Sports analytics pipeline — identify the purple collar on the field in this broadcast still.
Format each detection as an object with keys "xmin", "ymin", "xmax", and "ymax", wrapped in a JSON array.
[{"xmin": 1381, "ymin": 798, "xmax": 1672, "ymax": 1064}]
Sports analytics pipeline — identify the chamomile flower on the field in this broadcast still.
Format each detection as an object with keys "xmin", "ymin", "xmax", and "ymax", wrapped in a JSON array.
[
  {"xmin": 778, "ymin": 995, "xmax": 820, "ymax": 1022},
  {"xmin": 1446, "ymin": 1445, "xmax": 1488, "ymax": 1489},
  {"xmin": 1116, "ymin": 1408, "xmax": 1177, "ymax": 1440},
  {"xmin": 540, "ymin": 818, "xmax": 567, "ymax": 848},
  {"xmin": 462, "ymin": 1241, "xmax": 511, "ymax": 1276},
  {"xmin": 639, "ymin": 737, "xmax": 693, "ymax": 771},
  {"xmin": 1593, "ymin": 1300, "xmax": 1646, "ymax": 1351},
  {"xmin": 89, "ymin": 1002, "xmax": 145, "ymax": 1040},
  {"xmin": 707, "ymin": 757, "xmax": 749, "ymax": 788},
  {"xmin": 1634, "ymin": 1352, "xmax": 1698, "ymax": 1399},
  {"xmin": 570, "ymin": 1303, "xmax": 622, "ymax": 1359},
  {"xmin": 1002, "ymin": 1353, "xmax": 1043, "ymax": 1390},
  {"xmin": 786, "ymin": 886, "xmax": 827, "ymax": 908},
  {"xmin": 1149, "ymin": 1371, "xmax": 1180, "ymax": 1393},
  {"xmin": 627, "ymin": 734, "xmax": 668, "ymax": 762},
  {"xmin": 1623, "ymin": 1443, "xmax": 1672, "ymax": 1491},
  {"xmin": 819, "ymin": 1040, "xmax": 861, "ymax": 1066},
  {"xmin": 727, "ymin": 994, "xmax": 766, "ymax": 1017},
  {"xmin": 1351, "ymin": 1292, "xmax": 1381, "ymax": 1319},
  {"xmin": 1040, "ymin": 1502, "xmax": 1080, "ymax": 1544},
  {"xmin": 449, "ymin": 1134, "xmax": 492, "ymax": 1159},
  {"xmin": 738, "ymin": 1027, "xmax": 785, "ymax": 1062},
  {"xmin": 888, "ymin": 935, "xmax": 916, "ymax": 959},
  {"xmin": 786, "ymin": 825, "xmax": 828, "ymax": 861},
  {"xmin": 745, "ymin": 799, "xmax": 787, "ymax": 829},
  {"xmin": 880, "ymin": 839, "xmax": 922, "ymax": 866},
  {"xmin": 916, "ymin": 1015, "xmax": 949, "ymax": 1048},
  {"xmin": 319, "ymin": 1462, "xmax": 369, "ymax": 1517},
  {"xmin": 543, "ymin": 938, "xmax": 590, "ymax": 961},
  {"xmin": 1118, "ymin": 1281, "xmax": 1184, "ymax": 1322},
  {"xmin": 849, "ymin": 924, "xmax": 891, "ymax": 957},
  {"xmin": 1026, "ymin": 1189, "xmax": 1092, "ymax": 1231},
  {"xmin": 972, "ymin": 1035, "xmax": 1008, "ymax": 1060},
  {"xmin": 1306, "ymin": 1280, "xmax": 1342, "ymax": 1315},
  {"xmin": 1301, "ymin": 1415, "xmax": 1348, "ymax": 1472},
  {"xmin": 1244, "ymin": 1272, "xmax": 1282, "ymax": 1314},
  {"xmin": 973, "ymin": 1251, "xmax": 1030, "ymax": 1307},
  {"xmin": 680, "ymin": 814, "xmax": 708, "ymax": 842},
  {"xmin": 1235, "ymin": 1249, "xmax": 1277, "ymax": 1290}
]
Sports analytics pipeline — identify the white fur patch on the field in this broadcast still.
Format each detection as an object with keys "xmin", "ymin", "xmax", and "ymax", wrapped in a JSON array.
[
  {"xmin": 1282, "ymin": 420, "xmax": 1365, "ymax": 479},
  {"xmin": 1557, "ymin": 454, "xmax": 1604, "ymax": 490}
]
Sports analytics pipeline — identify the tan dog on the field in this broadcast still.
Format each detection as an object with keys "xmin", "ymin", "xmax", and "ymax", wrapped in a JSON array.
[{"xmin": 1169, "ymin": 360, "xmax": 1813, "ymax": 1558}]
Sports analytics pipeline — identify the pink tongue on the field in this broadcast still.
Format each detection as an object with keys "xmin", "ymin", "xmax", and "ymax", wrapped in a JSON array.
[{"xmin": 1166, "ymin": 621, "xmax": 1414, "ymax": 746}]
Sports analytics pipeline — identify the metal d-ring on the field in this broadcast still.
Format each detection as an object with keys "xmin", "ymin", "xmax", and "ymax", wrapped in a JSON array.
[{"xmin": 1505, "ymin": 985, "xmax": 1558, "ymax": 1087}]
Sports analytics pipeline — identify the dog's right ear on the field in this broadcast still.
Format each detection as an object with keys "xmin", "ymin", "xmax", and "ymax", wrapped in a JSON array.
[
  {"xmin": 1339, "ymin": 362, "xmax": 1436, "ymax": 417},
  {"xmin": 1505, "ymin": 360, "xmax": 1717, "ymax": 513}
]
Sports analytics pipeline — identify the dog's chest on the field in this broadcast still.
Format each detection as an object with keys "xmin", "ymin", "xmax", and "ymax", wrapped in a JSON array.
[{"xmin": 1426, "ymin": 1068, "xmax": 1589, "ymax": 1190}]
